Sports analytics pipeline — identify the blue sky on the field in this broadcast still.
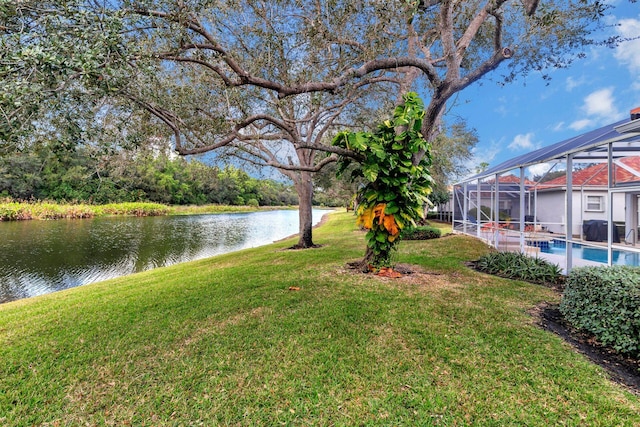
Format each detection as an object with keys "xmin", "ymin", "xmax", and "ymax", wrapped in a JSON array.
[{"xmin": 449, "ymin": 1, "xmax": 640, "ymax": 180}]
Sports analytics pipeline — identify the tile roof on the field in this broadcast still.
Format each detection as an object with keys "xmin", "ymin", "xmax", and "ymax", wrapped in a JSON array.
[
  {"xmin": 537, "ymin": 157, "xmax": 640, "ymax": 188},
  {"xmin": 486, "ymin": 174, "xmax": 537, "ymax": 185}
]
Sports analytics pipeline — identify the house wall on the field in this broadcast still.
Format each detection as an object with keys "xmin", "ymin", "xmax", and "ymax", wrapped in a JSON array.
[
  {"xmin": 535, "ymin": 191, "xmax": 566, "ymax": 234},
  {"xmin": 536, "ymin": 189, "xmax": 627, "ymax": 236}
]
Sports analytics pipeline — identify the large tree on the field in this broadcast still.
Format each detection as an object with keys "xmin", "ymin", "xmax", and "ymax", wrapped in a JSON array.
[
  {"xmin": 120, "ymin": 0, "xmax": 613, "ymax": 249},
  {"xmin": 2, "ymin": 0, "xmax": 616, "ymax": 245},
  {"xmin": 118, "ymin": 40, "xmax": 399, "ymax": 247},
  {"xmin": 2, "ymin": 0, "xmax": 403, "ymax": 247}
]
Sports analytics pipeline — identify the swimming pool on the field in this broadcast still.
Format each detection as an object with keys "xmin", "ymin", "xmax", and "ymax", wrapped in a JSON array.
[{"xmin": 536, "ymin": 239, "xmax": 640, "ymax": 266}]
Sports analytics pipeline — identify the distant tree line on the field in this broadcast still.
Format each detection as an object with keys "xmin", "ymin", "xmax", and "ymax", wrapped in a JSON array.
[{"xmin": 0, "ymin": 143, "xmax": 299, "ymax": 206}]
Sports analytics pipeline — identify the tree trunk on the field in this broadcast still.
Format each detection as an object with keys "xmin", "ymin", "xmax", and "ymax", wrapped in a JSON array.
[
  {"xmin": 293, "ymin": 171, "xmax": 315, "ymax": 248},
  {"xmin": 353, "ymin": 246, "xmax": 375, "ymax": 272}
]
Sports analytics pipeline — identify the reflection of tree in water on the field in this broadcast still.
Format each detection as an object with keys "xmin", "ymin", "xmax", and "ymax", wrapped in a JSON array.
[
  {"xmin": 129, "ymin": 215, "xmax": 250, "ymax": 271},
  {"xmin": 0, "ymin": 210, "xmax": 318, "ymax": 303}
]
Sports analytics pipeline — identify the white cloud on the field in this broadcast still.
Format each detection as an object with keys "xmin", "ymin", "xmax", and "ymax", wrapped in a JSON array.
[
  {"xmin": 614, "ymin": 18, "xmax": 640, "ymax": 74},
  {"xmin": 527, "ymin": 163, "xmax": 554, "ymax": 179},
  {"xmin": 569, "ymin": 87, "xmax": 625, "ymax": 130},
  {"xmin": 567, "ymin": 84, "xmax": 631, "ymax": 131},
  {"xmin": 565, "ymin": 76, "xmax": 585, "ymax": 92},
  {"xmin": 569, "ymin": 118, "xmax": 593, "ymax": 131},
  {"xmin": 552, "ymin": 121, "xmax": 565, "ymax": 132},
  {"xmin": 583, "ymin": 87, "xmax": 621, "ymax": 119},
  {"xmin": 508, "ymin": 133, "xmax": 536, "ymax": 150},
  {"xmin": 464, "ymin": 140, "xmax": 502, "ymax": 177}
]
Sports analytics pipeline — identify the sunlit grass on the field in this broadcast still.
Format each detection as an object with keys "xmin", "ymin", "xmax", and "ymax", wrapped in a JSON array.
[{"xmin": 1, "ymin": 212, "xmax": 638, "ymax": 426}]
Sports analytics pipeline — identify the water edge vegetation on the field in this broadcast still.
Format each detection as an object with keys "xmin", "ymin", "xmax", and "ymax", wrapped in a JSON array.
[
  {"xmin": 0, "ymin": 199, "xmax": 298, "ymax": 221},
  {"xmin": 0, "ymin": 211, "xmax": 638, "ymax": 425}
]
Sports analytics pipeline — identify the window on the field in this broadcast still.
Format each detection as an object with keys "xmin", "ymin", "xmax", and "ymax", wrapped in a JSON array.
[{"xmin": 585, "ymin": 195, "xmax": 604, "ymax": 212}]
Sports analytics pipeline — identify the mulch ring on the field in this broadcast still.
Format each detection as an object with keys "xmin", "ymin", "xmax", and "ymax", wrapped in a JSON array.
[{"xmin": 532, "ymin": 303, "xmax": 640, "ymax": 395}]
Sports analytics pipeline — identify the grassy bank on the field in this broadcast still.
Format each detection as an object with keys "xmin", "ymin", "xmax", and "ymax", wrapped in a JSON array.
[
  {"xmin": 0, "ymin": 199, "xmax": 299, "ymax": 221},
  {"xmin": 1, "ymin": 212, "xmax": 638, "ymax": 426}
]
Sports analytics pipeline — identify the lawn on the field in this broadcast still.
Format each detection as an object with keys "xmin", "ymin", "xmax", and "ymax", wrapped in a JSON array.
[{"xmin": 1, "ymin": 211, "xmax": 638, "ymax": 426}]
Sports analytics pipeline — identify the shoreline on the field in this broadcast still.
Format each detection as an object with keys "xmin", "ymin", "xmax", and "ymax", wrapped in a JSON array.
[
  {"xmin": 273, "ymin": 210, "xmax": 338, "ymax": 242},
  {"xmin": 1, "ymin": 208, "xmax": 337, "ymax": 305},
  {"xmin": 0, "ymin": 200, "xmax": 338, "ymax": 222}
]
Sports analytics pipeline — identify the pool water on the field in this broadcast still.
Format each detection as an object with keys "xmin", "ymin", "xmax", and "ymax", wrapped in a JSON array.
[{"xmin": 537, "ymin": 239, "xmax": 640, "ymax": 266}]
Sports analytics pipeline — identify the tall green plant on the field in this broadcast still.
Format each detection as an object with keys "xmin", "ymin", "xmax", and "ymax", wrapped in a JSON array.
[{"xmin": 332, "ymin": 92, "xmax": 433, "ymax": 269}]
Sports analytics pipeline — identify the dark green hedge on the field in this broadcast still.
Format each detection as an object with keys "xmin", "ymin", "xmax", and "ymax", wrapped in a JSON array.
[
  {"xmin": 560, "ymin": 266, "xmax": 640, "ymax": 356},
  {"xmin": 402, "ymin": 225, "xmax": 441, "ymax": 240},
  {"xmin": 475, "ymin": 251, "xmax": 563, "ymax": 286}
]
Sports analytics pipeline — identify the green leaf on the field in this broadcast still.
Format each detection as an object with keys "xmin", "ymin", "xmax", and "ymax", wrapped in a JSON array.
[
  {"xmin": 348, "ymin": 132, "xmax": 367, "ymax": 151},
  {"xmin": 366, "ymin": 191, "xmax": 378, "ymax": 202},
  {"xmin": 384, "ymin": 204, "xmax": 399, "ymax": 214},
  {"xmin": 394, "ymin": 132, "xmax": 407, "ymax": 141},
  {"xmin": 383, "ymin": 192, "xmax": 397, "ymax": 201},
  {"xmin": 363, "ymin": 163, "xmax": 379, "ymax": 182}
]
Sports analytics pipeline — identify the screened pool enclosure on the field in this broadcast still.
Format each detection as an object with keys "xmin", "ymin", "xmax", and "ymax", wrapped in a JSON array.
[{"xmin": 452, "ymin": 110, "xmax": 640, "ymax": 273}]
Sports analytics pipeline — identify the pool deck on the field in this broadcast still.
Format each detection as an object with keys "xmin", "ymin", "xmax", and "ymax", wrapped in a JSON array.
[
  {"xmin": 489, "ymin": 231, "xmax": 631, "ymax": 273},
  {"xmin": 535, "ymin": 252, "xmax": 604, "ymax": 274}
]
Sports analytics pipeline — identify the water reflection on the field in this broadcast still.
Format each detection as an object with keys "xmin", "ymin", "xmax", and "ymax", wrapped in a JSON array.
[{"xmin": 0, "ymin": 209, "xmax": 327, "ymax": 303}]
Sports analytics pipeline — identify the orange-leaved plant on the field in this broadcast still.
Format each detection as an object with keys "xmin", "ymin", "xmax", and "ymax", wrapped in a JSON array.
[{"xmin": 332, "ymin": 92, "xmax": 433, "ymax": 269}]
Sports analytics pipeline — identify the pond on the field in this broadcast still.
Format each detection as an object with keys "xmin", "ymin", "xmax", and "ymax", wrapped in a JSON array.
[{"xmin": 0, "ymin": 209, "xmax": 328, "ymax": 304}]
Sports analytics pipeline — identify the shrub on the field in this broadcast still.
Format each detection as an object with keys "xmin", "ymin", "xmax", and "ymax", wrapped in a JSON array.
[
  {"xmin": 468, "ymin": 206, "xmax": 510, "ymax": 222},
  {"xmin": 98, "ymin": 202, "xmax": 169, "ymax": 217},
  {"xmin": 475, "ymin": 251, "xmax": 562, "ymax": 286},
  {"xmin": 0, "ymin": 202, "xmax": 28, "ymax": 221},
  {"xmin": 402, "ymin": 225, "xmax": 441, "ymax": 240},
  {"xmin": 246, "ymin": 198, "xmax": 260, "ymax": 207},
  {"xmin": 560, "ymin": 266, "xmax": 640, "ymax": 356}
]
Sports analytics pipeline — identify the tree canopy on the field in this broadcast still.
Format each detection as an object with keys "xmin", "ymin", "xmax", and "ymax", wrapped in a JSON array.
[
  {"xmin": 3, "ymin": 0, "xmax": 614, "ymax": 151},
  {"xmin": 1, "ymin": 0, "xmax": 619, "ymax": 251}
]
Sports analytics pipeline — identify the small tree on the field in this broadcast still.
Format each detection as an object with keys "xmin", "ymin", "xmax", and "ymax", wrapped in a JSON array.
[{"xmin": 333, "ymin": 92, "xmax": 433, "ymax": 270}]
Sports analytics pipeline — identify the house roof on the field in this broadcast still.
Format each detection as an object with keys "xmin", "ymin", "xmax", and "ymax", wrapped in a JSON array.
[
  {"xmin": 487, "ymin": 174, "xmax": 537, "ymax": 185},
  {"xmin": 458, "ymin": 175, "xmax": 535, "ymax": 198},
  {"xmin": 537, "ymin": 157, "xmax": 640, "ymax": 189},
  {"xmin": 457, "ymin": 115, "xmax": 640, "ymax": 185}
]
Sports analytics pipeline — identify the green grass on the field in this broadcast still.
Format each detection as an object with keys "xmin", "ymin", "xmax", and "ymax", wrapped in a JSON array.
[{"xmin": 1, "ymin": 212, "xmax": 639, "ymax": 426}]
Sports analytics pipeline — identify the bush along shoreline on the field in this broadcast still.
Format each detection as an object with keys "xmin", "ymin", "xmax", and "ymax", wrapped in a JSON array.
[
  {"xmin": 0, "ymin": 199, "xmax": 303, "ymax": 221},
  {"xmin": 0, "ymin": 200, "xmax": 170, "ymax": 221}
]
